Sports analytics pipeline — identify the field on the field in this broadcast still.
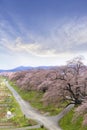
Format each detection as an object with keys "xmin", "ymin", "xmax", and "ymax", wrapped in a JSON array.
[{"xmin": 0, "ymin": 78, "xmax": 36, "ymax": 129}]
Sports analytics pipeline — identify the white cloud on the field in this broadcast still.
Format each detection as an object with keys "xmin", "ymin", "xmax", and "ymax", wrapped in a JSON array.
[{"xmin": 1, "ymin": 17, "xmax": 87, "ymax": 57}]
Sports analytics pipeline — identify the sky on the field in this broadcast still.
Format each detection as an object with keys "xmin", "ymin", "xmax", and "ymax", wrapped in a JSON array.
[{"xmin": 0, "ymin": 0, "xmax": 87, "ymax": 69}]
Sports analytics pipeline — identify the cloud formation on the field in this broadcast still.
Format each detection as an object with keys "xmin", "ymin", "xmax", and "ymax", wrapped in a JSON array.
[{"xmin": 1, "ymin": 17, "xmax": 87, "ymax": 57}]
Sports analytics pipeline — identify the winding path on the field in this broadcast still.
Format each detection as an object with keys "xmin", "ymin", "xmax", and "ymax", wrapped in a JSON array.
[{"xmin": 5, "ymin": 80, "xmax": 74, "ymax": 130}]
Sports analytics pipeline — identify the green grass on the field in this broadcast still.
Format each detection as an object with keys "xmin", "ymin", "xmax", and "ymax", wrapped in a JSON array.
[
  {"xmin": 4, "ymin": 78, "xmax": 87, "ymax": 130},
  {"xmin": 28, "ymin": 128, "xmax": 47, "ymax": 130},
  {"xmin": 8, "ymin": 95, "xmax": 36, "ymax": 127},
  {"xmin": 9, "ymin": 81, "xmax": 63, "ymax": 115},
  {"xmin": 0, "ymin": 127, "xmax": 47, "ymax": 130},
  {"xmin": 0, "ymin": 78, "xmax": 36, "ymax": 128},
  {"xmin": 59, "ymin": 108, "xmax": 87, "ymax": 130}
]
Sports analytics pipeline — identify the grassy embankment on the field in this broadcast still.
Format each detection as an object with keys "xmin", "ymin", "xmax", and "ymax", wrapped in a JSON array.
[
  {"xmin": 0, "ymin": 78, "xmax": 36, "ymax": 128},
  {"xmin": 28, "ymin": 128, "xmax": 47, "ymax": 130},
  {"xmin": 9, "ymin": 80, "xmax": 65, "ymax": 116},
  {"xmin": 59, "ymin": 108, "xmax": 87, "ymax": 130},
  {"xmin": 6, "ymin": 79, "xmax": 87, "ymax": 130},
  {"xmin": 0, "ymin": 128, "xmax": 47, "ymax": 130}
]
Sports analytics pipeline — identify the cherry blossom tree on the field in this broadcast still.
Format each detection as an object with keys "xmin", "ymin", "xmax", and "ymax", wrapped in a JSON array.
[
  {"xmin": 73, "ymin": 99, "xmax": 87, "ymax": 126},
  {"xmin": 53, "ymin": 56, "xmax": 87, "ymax": 105}
]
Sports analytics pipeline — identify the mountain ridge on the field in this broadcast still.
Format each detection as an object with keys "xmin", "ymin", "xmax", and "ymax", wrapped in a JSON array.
[{"xmin": 0, "ymin": 66, "xmax": 56, "ymax": 73}]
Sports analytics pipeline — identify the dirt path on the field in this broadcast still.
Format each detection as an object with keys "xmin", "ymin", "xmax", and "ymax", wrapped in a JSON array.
[{"xmin": 5, "ymin": 80, "xmax": 74, "ymax": 130}]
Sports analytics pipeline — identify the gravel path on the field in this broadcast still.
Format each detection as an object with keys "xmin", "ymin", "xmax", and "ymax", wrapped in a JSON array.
[{"xmin": 5, "ymin": 81, "xmax": 74, "ymax": 130}]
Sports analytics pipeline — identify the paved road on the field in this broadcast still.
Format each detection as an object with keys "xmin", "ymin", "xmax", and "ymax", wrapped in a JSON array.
[
  {"xmin": 5, "ymin": 81, "xmax": 74, "ymax": 130},
  {"xmin": 47, "ymin": 104, "xmax": 74, "ymax": 126}
]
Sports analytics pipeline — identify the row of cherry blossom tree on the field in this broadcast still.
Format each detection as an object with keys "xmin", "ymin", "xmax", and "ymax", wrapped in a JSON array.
[{"xmin": 4, "ymin": 56, "xmax": 87, "ymax": 126}]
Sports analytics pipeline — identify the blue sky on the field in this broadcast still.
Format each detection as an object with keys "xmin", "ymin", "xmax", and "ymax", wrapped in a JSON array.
[{"xmin": 0, "ymin": 0, "xmax": 87, "ymax": 69}]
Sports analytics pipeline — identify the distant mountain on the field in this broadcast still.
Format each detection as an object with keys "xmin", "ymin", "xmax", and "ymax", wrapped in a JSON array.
[
  {"xmin": 0, "ymin": 66, "xmax": 33, "ymax": 73},
  {"xmin": 0, "ymin": 66, "xmax": 55, "ymax": 73},
  {"xmin": 10, "ymin": 66, "xmax": 33, "ymax": 72}
]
